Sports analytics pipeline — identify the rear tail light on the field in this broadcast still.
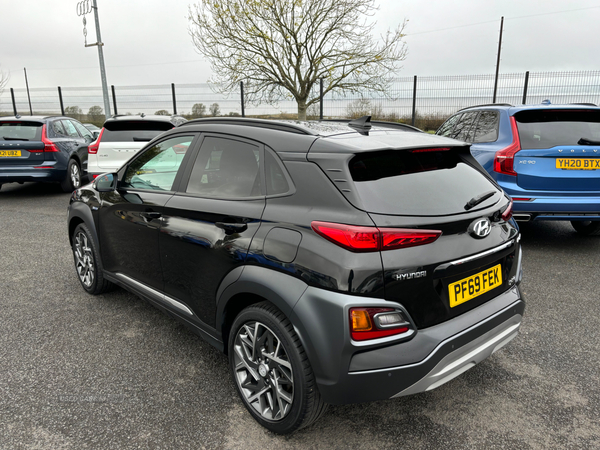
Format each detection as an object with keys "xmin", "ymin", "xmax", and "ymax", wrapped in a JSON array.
[
  {"xmin": 494, "ymin": 116, "xmax": 521, "ymax": 176},
  {"xmin": 88, "ymin": 127, "xmax": 105, "ymax": 154},
  {"xmin": 501, "ymin": 199, "xmax": 513, "ymax": 221},
  {"xmin": 311, "ymin": 221, "xmax": 441, "ymax": 252},
  {"xmin": 29, "ymin": 125, "xmax": 59, "ymax": 153},
  {"xmin": 350, "ymin": 307, "xmax": 411, "ymax": 341}
]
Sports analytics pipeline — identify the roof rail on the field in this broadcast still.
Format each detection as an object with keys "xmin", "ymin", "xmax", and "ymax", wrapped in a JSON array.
[
  {"xmin": 179, "ymin": 117, "xmax": 317, "ymax": 135},
  {"xmin": 569, "ymin": 102, "xmax": 597, "ymax": 107},
  {"xmin": 458, "ymin": 103, "xmax": 513, "ymax": 111}
]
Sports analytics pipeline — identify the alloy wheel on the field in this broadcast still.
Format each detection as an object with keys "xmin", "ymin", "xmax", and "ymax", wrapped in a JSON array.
[
  {"xmin": 71, "ymin": 163, "xmax": 81, "ymax": 188},
  {"xmin": 233, "ymin": 321, "xmax": 294, "ymax": 421},
  {"xmin": 74, "ymin": 231, "xmax": 95, "ymax": 288}
]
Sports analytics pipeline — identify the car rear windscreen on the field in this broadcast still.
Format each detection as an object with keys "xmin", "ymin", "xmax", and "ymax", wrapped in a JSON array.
[
  {"xmin": 349, "ymin": 149, "xmax": 500, "ymax": 216},
  {"xmin": 0, "ymin": 121, "xmax": 43, "ymax": 141},
  {"xmin": 102, "ymin": 121, "xmax": 174, "ymax": 143},
  {"xmin": 515, "ymin": 109, "xmax": 600, "ymax": 149}
]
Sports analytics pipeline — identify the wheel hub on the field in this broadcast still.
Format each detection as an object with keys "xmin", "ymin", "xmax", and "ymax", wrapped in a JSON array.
[{"xmin": 258, "ymin": 363, "xmax": 269, "ymax": 378}]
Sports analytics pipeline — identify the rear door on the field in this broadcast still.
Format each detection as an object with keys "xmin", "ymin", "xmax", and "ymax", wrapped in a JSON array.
[
  {"xmin": 346, "ymin": 146, "xmax": 519, "ymax": 328},
  {"xmin": 159, "ymin": 134, "xmax": 266, "ymax": 328},
  {"xmin": 0, "ymin": 121, "xmax": 45, "ymax": 167},
  {"xmin": 97, "ymin": 120, "xmax": 175, "ymax": 171},
  {"xmin": 513, "ymin": 109, "xmax": 600, "ymax": 191}
]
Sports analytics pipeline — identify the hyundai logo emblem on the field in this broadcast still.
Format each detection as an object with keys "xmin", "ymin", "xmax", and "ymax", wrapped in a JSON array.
[{"xmin": 469, "ymin": 218, "xmax": 491, "ymax": 239}]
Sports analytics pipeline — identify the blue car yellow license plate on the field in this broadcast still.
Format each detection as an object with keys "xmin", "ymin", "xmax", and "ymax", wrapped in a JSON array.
[
  {"xmin": 448, "ymin": 264, "xmax": 502, "ymax": 308},
  {"xmin": 556, "ymin": 158, "xmax": 600, "ymax": 170}
]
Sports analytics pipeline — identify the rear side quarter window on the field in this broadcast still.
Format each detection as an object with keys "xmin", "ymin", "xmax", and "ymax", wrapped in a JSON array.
[{"xmin": 472, "ymin": 111, "xmax": 499, "ymax": 143}]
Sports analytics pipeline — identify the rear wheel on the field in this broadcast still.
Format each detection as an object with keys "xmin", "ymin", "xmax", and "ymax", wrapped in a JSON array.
[
  {"xmin": 229, "ymin": 302, "xmax": 327, "ymax": 434},
  {"xmin": 571, "ymin": 220, "xmax": 600, "ymax": 236},
  {"xmin": 72, "ymin": 223, "xmax": 114, "ymax": 294},
  {"xmin": 61, "ymin": 159, "xmax": 82, "ymax": 192}
]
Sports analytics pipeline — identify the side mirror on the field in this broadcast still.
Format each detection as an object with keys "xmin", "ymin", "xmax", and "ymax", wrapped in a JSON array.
[{"xmin": 94, "ymin": 173, "xmax": 118, "ymax": 192}]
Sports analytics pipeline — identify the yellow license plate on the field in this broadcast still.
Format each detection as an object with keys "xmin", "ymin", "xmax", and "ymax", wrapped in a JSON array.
[
  {"xmin": 556, "ymin": 158, "xmax": 600, "ymax": 170},
  {"xmin": 0, "ymin": 150, "xmax": 21, "ymax": 157},
  {"xmin": 449, "ymin": 264, "xmax": 502, "ymax": 308}
]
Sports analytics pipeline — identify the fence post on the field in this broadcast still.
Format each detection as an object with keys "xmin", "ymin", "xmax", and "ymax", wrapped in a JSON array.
[
  {"xmin": 58, "ymin": 86, "xmax": 65, "ymax": 115},
  {"xmin": 111, "ymin": 85, "xmax": 118, "ymax": 115},
  {"xmin": 522, "ymin": 71, "xmax": 529, "ymax": 105},
  {"xmin": 171, "ymin": 83, "xmax": 177, "ymax": 115},
  {"xmin": 10, "ymin": 88, "xmax": 17, "ymax": 116},
  {"xmin": 240, "ymin": 81, "xmax": 245, "ymax": 117},
  {"xmin": 411, "ymin": 76, "xmax": 417, "ymax": 126},
  {"xmin": 320, "ymin": 78, "xmax": 324, "ymax": 120}
]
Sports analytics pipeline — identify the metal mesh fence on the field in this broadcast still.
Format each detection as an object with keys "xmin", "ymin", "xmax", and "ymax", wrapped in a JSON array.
[{"xmin": 2, "ymin": 70, "xmax": 600, "ymax": 129}]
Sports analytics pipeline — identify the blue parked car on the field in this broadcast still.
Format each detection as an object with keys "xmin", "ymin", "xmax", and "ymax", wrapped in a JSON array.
[{"xmin": 437, "ymin": 102, "xmax": 600, "ymax": 235}]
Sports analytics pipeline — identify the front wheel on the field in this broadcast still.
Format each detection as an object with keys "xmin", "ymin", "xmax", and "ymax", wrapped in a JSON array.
[
  {"xmin": 571, "ymin": 220, "xmax": 600, "ymax": 236},
  {"xmin": 61, "ymin": 159, "xmax": 82, "ymax": 192},
  {"xmin": 229, "ymin": 302, "xmax": 327, "ymax": 434},
  {"xmin": 72, "ymin": 223, "xmax": 114, "ymax": 294}
]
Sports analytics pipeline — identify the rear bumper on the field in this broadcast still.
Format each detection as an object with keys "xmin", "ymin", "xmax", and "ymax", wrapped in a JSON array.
[
  {"xmin": 0, "ymin": 164, "xmax": 66, "ymax": 183},
  {"xmin": 500, "ymin": 184, "xmax": 600, "ymax": 220},
  {"xmin": 291, "ymin": 285, "xmax": 524, "ymax": 405}
]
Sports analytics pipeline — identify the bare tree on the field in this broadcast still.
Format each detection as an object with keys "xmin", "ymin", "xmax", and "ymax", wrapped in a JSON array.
[
  {"xmin": 65, "ymin": 106, "xmax": 83, "ymax": 116},
  {"xmin": 88, "ymin": 105, "xmax": 103, "ymax": 117},
  {"xmin": 154, "ymin": 110, "xmax": 170, "ymax": 115},
  {"xmin": 209, "ymin": 103, "xmax": 220, "ymax": 117},
  {"xmin": 191, "ymin": 103, "xmax": 206, "ymax": 117},
  {"xmin": 189, "ymin": 0, "xmax": 407, "ymax": 120}
]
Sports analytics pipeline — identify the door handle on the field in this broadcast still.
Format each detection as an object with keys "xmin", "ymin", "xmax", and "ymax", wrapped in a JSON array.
[
  {"xmin": 215, "ymin": 222, "xmax": 248, "ymax": 234},
  {"xmin": 141, "ymin": 211, "xmax": 162, "ymax": 221}
]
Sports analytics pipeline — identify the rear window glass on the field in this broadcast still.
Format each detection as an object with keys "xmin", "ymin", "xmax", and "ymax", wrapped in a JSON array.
[
  {"xmin": 102, "ymin": 120, "xmax": 174, "ymax": 143},
  {"xmin": 349, "ymin": 149, "xmax": 500, "ymax": 216},
  {"xmin": 0, "ymin": 122, "xmax": 43, "ymax": 141},
  {"xmin": 515, "ymin": 109, "xmax": 600, "ymax": 149}
]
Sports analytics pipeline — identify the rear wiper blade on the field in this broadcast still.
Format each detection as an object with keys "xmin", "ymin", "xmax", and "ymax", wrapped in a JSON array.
[
  {"xmin": 1, "ymin": 137, "xmax": 29, "ymax": 141},
  {"xmin": 577, "ymin": 137, "xmax": 600, "ymax": 145},
  {"xmin": 464, "ymin": 190, "xmax": 497, "ymax": 210}
]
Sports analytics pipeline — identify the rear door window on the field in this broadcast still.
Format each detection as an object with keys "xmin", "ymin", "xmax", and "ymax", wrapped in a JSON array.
[
  {"xmin": 102, "ymin": 121, "xmax": 174, "ymax": 143},
  {"xmin": 349, "ymin": 149, "xmax": 501, "ymax": 216},
  {"xmin": 72, "ymin": 121, "xmax": 94, "ymax": 141},
  {"xmin": 186, "ymin": 136, "xmax": 262, "ymax": 198},
  {"xmin": 515, "ymin": 109, "xmax": 600, "ymax": 149},
  {"xmin": 452, "ymin": 112, "xmax": 479, "ymax": 142},
  {"xmin": 51, "ymin": 121, "xmax": 67, "ymax": 136},
  {"xmin": 61, "ymin": 120, "xmax": 80, "ymax": 138},
  {"xmin": 0, "ymin": 122, "xmax": 43, "ymax": 140}
]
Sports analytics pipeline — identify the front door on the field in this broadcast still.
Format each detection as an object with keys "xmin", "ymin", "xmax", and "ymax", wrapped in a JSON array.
[{"xmin": 98, "ymin": 134, "xmax": 198, "ymax": 291}]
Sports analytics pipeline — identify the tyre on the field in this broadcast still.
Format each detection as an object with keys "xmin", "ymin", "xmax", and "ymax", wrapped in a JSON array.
[
  {"xmin": 72, "ymin": 223, "xmax": 114, "ymax": 295},
  {"xmin": 229, "ymin": 302, "xmax": 327, "ymax": 434},
  {"xmin": 61, "ymin": 159, "xmax": 82, "ymax": 193},
  {"xmin": 571, "ymin": 220, "xmax": 600, "ymax": 236}
]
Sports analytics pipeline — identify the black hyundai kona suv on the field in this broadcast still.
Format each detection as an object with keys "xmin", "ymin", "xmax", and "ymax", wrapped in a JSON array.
[{"xmin": 67, "ymin": 117, "xmax": 524, "ymax": 434}]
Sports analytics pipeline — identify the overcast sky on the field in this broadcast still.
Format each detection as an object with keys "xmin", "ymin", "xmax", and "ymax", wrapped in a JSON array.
[{"xmin": 1, "ymin": 0, "xmax": 599, "ymax": 90}]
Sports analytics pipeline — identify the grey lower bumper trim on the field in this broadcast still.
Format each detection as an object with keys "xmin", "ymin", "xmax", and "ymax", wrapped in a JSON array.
[{"xmin": 391, "ymin": 314, "xmax": 521, "ymax": 398}]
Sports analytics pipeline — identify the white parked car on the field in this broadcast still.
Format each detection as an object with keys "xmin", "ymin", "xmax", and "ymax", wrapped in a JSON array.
[{"xmin": 88, "ymin": 114, "xmax": 186, "ymax": 178}]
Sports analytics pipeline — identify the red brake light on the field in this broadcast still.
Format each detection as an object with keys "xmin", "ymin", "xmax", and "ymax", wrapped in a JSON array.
[
  {"xmin": 501, "ymin": 199, "xmax": 513, "ymax": 222},
  {"xmin": 494, "ymin": 116, "xmax": 521, "ymax": 176},
  {"xmin": 30, "ymin": 124, "xmax": 59, "ymax": 153},
  {"xmin": 88, "ymin": 127, "xmax": 104, "ymax": 154},
  {"xmin": 350, "ymin": 308, "xmax": 410, "ymax": 341},
  {"xmin": 311, "ymin": 222, "xmax": 441, "ymax": 252}
]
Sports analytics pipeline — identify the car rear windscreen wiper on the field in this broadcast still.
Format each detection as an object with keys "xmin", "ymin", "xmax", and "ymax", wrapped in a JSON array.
[
  {"xmin": 577, "ymin": 137, "xmax": 600, "ymax": 145},
  {"xmin": 464, "ymin": 190, "xmax": 497, "ymax": 210}
]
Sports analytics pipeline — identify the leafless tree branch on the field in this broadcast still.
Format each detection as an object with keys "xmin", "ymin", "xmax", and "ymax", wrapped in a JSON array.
[{"xmin": 188, "ymin": 0, "xmax": 407, "ymax": 119}]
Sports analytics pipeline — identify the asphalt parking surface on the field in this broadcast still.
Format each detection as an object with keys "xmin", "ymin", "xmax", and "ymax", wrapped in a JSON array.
[{"xmin": 1, "ymin": 182, "xmax": 599, "ymax": 449}]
